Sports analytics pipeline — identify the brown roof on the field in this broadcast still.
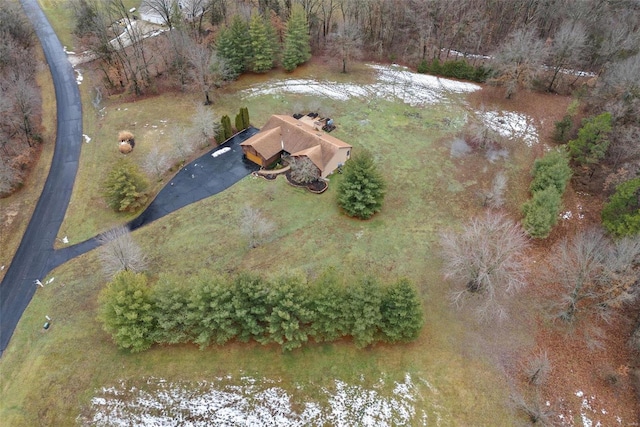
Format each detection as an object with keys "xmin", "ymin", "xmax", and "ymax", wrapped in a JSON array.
[{"xmin": 240, "ymin": 115, "xmax": 351, "ymax": 173}]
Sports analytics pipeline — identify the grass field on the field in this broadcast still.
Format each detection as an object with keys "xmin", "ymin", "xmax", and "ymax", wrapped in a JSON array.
[{"xmin": 0, "ymin": 4, "xmax": 546, "ymax": 424}]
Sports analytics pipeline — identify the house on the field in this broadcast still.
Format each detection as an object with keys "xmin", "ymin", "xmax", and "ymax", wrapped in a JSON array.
[
  {"xmin": 139, "ymin": 0, "xmax": 205, "ymax": 26},
  {"xmin": 240, "ymin": 115, "xmax": 352, "ymax": 179}
]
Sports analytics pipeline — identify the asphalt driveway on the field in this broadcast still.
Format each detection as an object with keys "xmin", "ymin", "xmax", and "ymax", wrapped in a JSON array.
[{"xmin": 49, "ymin": 131, "xmax": 260, "ymax": 270}]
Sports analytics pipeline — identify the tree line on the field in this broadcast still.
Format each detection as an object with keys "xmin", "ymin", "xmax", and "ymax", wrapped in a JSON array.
[
  {"xmin": 98, "ymin": 268, "xmax": 424, "ymax": 353},
  {"xmin": 0, "ymin": 1, "xmax": 42, "ymax": 197}
]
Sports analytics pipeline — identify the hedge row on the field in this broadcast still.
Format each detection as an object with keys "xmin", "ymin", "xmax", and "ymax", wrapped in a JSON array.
[
  {"xmin": 98, "ymin": 270, "xmax": 424, "ymax": 353},
  {"xmin": 522, "ymin": 149, "xmax": 572, "ymax": 238},
  {"xmin": 417, "ymin": 58, "xmax": 492, "ymax": 83}
]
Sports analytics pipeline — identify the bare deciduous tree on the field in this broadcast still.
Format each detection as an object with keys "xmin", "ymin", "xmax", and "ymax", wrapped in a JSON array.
[
  {"xmin": 546, "ymin": 21, "xmax": 587, "ymax": 92},
  {"xmin": 545, "ymin": 228, "xmax": 640, "ymax": 323},
  {"xmin": 479, "ymin": 171, "xmax": 508, "ymax": 209},
  {"xmin": 491, "ymin": 28, "xmax": 548, "ymax": 98},
  {"xmin": 140, "ymin": 0, "xmax": 178, "ymax": 29},
  {"xmin": 327, "ymin": 22, "xmax": 363, "ymax": 73},
  {"xmin": 288, "ymin": 155, "xmax": 320, "ymax": 184},
  {"xmin": 98, "ymin": 226, "xmax": 148, "ymax": 278},
  {"xmin": 169, "ymin": 125, "xmax": 198, "ymax": 161},
  {"xmin": 0, "ymin": 156, "xmax": 19, "ymax": 196},
  {"xmin": 440, "ymin": 212, "xmax": 530, "ymax": 321},
  {"xmin": 240, "ymin": 206, "xmax": 275, "ymax": 249},
  {"xmin": 190, "ymin": 103, "xmax": 219, "ymax": 147},
  {"xmin": 142, "ymin": 145, "xmax": 171, "ymax": 178}
]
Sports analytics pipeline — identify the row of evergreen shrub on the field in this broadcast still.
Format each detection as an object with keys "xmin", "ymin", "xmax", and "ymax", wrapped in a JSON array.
[
  {"xmin": 217, "ymin": 107, "xmax": 250, "ymax": 143},
  {"xmin": 522, "ymin": 149, "xmax": 572, "ymax": 238},
  {"xmin": 417, "ymin": 58, "xmax": 492, "ymax": 83},
  {"xmin": 98, "ymin": 269, "xmax": 424, "ymax": 353}
]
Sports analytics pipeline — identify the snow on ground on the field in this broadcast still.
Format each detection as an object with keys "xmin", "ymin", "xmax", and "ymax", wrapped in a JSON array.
[
  {"xmin": 480, "ymin": 110, "xmax": 539, "ymax": 146},
  {"xmin": 75, "ymin": 69, "xmax": 83, "ymax": 85},
  {"xmin": 242, "ymin": 64, "xmax": 481, "ymax": 107},
  {"xmin": 212, "ymin": 147, "xmax": 231, "ymax": 157},
  {"xmin": 82, "ymin": 374, "xmax": 441, "ymax": 426},
  {"xmin": 243, "ymin": 64, "xmax": 540, "ymax": 145},
  {"xmin": 556, "ymin": 390, "xmax": 624, "ymax": 426}
]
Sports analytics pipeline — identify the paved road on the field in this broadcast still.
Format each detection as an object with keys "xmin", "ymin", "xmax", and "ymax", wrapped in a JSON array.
[{"xmin": 0, "ymin": 0, "xmax": 83, "ymax": 356}]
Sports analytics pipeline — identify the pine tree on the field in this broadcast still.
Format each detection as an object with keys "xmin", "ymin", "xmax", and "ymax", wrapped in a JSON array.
[
  {"xmin": 188, "ymin": 275, "xmax": 237, "ymax": 348},
  {"xmin": 231, "ymin": 273, "xmax": 269, "ymax": 342},
  {"xmin": 309, "ymin": 268, "xmax": 350, "ymax": 341},
  {"xmin": 153, "ymin": 275, "xmax": 192, "ymax": 345},
  {"xmin": 347, "ymin": 276, "xmax": 383, "ymax": 348},
  {"xmin": 282, "ymin": 4, "xmax": 311, "ymax": 72},
  {"xmin": 97, "ymin": 271, "xmax": 156, "ymax": 353},
  {"xmin": 522, "ymin": 186, "xmax": 562, "ymax": 239},
  {"xmin": 249, "ymin": 13, "xmax": 277, "ymax": 73},
  {"xmin": 529, "ymin": 149, "xmax": 572, "ymax": 194},
  {"xmin": 103, "ymin": 160, "xmax": 149, "ymax": 212},
  {"xmin": 337, "ymin": 150, "xmax": 386, "ymax": 219},
  {"xmin": 215, "ymin": 15, "xmax": 251, "ymax": 79},
  {"xmin": 265, "ymin": 275, "xmax": 314, "ymax": 351},
  {"xmin": 380, "ymin": 278, "xmax": 424, "ymax": 342},
  {"xmin": 568, "ymin": 112, "xmax": 612, "ymax": 166},
  {"xmin": 601, "ymin": 177, "xmax": 640, "ymax": 237}
]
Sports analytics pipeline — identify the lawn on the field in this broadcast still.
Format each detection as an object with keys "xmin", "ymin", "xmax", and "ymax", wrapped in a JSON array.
[{"xmin": 1, "ymin": 5, "xmax": 547, "ymax": 425}]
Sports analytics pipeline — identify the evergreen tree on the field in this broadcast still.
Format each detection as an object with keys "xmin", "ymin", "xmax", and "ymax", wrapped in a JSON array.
[
  {"xmin": 235, "ymin": 111, "xmax": 244, "ymax": 132},
  {"xmin": 231, "ymin": 273, "xmax": 269, "ymax": 342},
  {"xmin": 347, "ymin": 276, "xmax": 383, "ymax": 348},
  {"xmin": 282, "ymin": 4, "xmax": 311, "ymax": 72},
  {"xmin": 265, "ymin": 275, "xmax": 315, "ymax": 351},
  {"xmin": 249, "ymin": 13, "xmax": 277, "ymax": 73},
  {"xmin": 153, "ymin": 274, "xmax": 192, "ymax": 344},
  {"xmin": 568, "ymin": 112, "xmax": 612, "ymax": 166},
  {"xmin": 221, "ymin": 114, "xmax": 233, "ymax": 139},
  {"xmin": 529, "ymin": 149, "xmax": 572, "ymax": 194},
  {"xmin": 522, "ymin": 186, "xmax": 562, "ymax": 239},
  {"xmin": 337, "ymin": 150, "xmax": 386, "ymax": 219},
  {"xmin": 309, "ymin": 268, "xmax": 350, "ymax": 341},
  {"xmin": 97, "ymin": 271, "xmax": 156, "ymax": 353},
  {"xmin": 215, "ymin": 15, "xmax": 251, "ymax": 79},
  {"xmin": 380, "ymin": 278, "xmax": 424, "ymax": 343},
  {"xmin": 103, "ymin": 160, "xmax": 149, "ymax": 213},
  {"xmin": 241, "ymin": 107, "xmax": 250, "ymax": 128},
  {"xmin": 601, "ymin": 177, "xmax": 640, "ymax": 237},
  {"xmin": 188, "ymin": 275, "xmax": 238, "ymax": 348}
]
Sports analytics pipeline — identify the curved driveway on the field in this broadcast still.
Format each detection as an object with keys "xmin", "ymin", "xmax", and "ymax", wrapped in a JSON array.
[
  {"xmin": 1, "ymin": 1, "xmax": 260, "ymax": 355},
  {"xmin": 0, "ymin": 0, "xmax": 83, "ymax": 355}
]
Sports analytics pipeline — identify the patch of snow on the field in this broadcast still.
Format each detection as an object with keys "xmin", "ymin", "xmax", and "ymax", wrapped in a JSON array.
[
  {"xmin": 242, "ymin": 64, "xmax": 480, "ymax": 107},
  {"xmin": 83, "ymin": 134, "xmax": 91, "ymax": 143},
  {"xmin": 481, "ymin": 111, "xmax": 539, "ymax": 146},
  {"xmin": 75, "ymin": 69, "xmax": 83, "ymax": 85},
  {"xmin": 212, "ymin": 147, "xmax": 231, "ymax": 158},
  {"xmin": 83, "ymin": 374, "xmax": 437, "ymax": 426},
  {"xmin": 557, "ymin": 390, "xmax": 623, "ymax": 427}
]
